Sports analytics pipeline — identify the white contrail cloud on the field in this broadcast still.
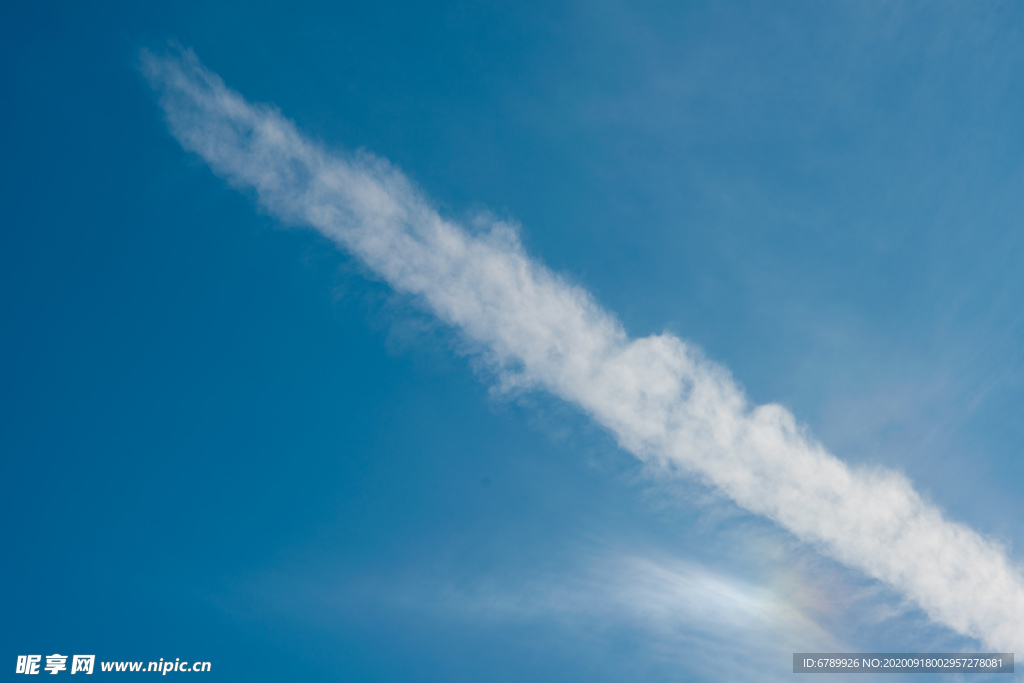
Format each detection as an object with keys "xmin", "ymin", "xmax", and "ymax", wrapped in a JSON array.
[{"xmin": 141, "ymin": 45, "xmax": 1024, "ymax": 651}]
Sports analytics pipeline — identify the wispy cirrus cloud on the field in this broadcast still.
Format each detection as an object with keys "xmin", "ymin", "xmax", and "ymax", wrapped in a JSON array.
[
  {"xmin": 343, "ymin": 554, "xmax": 842, "ymax": 681},
  {"xmin": 141, "ymin": 45, "xmax": 1024, "ymax": 651}
]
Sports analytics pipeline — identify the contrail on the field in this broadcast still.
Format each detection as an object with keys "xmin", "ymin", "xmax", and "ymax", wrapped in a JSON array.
[{"xmin": 141, "ymin": 45, "xmax": 1024, "ymax": 650}]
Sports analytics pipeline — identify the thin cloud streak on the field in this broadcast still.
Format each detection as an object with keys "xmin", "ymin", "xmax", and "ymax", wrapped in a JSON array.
[
  {"xmin": 141, "ymin": 45, "xmax": 1024, "ymax": 650},
  {"xmin": 365, "ymin": 555, "xmax": 841, "ymax": 681}
]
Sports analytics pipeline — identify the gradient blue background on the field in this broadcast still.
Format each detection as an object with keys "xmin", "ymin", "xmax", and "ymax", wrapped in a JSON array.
[{"xmin": 3, "ymin": 1, "xmax": 1024, "ymax": 680}]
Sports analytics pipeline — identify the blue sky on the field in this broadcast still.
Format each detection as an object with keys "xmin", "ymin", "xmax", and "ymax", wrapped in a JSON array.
[{"xmin": 3, "ymin": 2, "xmax": 1024, "ymax": 681}]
